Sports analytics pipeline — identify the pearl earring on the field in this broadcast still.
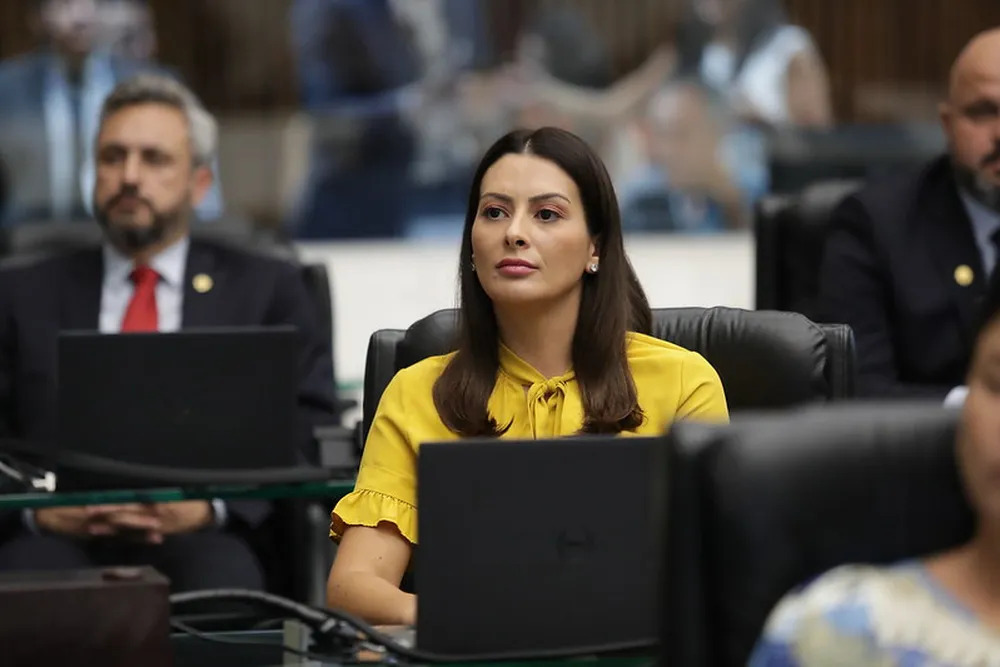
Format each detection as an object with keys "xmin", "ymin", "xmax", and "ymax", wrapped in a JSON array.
[
  {"xmin": 471, "ymin": 253, "xmax": 476, "ymax": 272},
  {"xmin": 588, "ymin": 263, "xmax": 599, "ymax": 274}
]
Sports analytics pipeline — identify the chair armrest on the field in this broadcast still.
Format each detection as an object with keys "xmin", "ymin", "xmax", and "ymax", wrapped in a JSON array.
[
  {"xmin": 302, "ymin": 499, "xmax": 334, "ymax": 607},
  {"xmin": 315, "ymin": 424, "xmax": 360, "ymax": 470}
]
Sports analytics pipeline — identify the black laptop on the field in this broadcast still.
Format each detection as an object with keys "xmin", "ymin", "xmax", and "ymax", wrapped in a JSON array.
[
  {"xmin": 54, "ymin": 327, "xmax": 301, "ymax": 491},
  {"xmin": 416, "ymin": 436, "xmax": 660, "ymax": 657}
]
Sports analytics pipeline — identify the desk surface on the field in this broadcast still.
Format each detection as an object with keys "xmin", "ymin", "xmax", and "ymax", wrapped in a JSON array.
[
  {"xmin": 171, "ymin": 628, "xmax": 655, "ymax": 667},
  {"xmin": 0, "ymin": 478, "xmax": 356, "ymax": 509}
]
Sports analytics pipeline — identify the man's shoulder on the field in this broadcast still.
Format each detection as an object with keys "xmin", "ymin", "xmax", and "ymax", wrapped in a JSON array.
[
  {"xmin": 849, "ymin": 155, "xmax": 955, "ymax": 222},
  {"xmin": 0, "ymin": 248, "xmax": 98, "ymax": 304},
  {"xmin": 0, "ymin": 52, "xmax": 46, "ymax": 77},
  {"xmin": 191, "ymin": 238, "xmax": 299, "ymax": 280},
  {"xmin": 0, "ymin": 52, "xmax": 47, "ymax": 101},
  {"xmin": 0, "ymin": 248, "xmax": 96, "ymax": 280}
]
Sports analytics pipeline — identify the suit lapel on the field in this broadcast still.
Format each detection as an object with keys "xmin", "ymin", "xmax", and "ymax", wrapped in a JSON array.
[
  {"xmin": 59, "ymin": 249, "xmax": 102, "ymax": 330},
  {"xmin": 919, "ymin": 162, "xmax": 988, "ymax": 340},
  {"xmin": 182, "ymin": 241, "xmax": 228, "ymax": 327}
]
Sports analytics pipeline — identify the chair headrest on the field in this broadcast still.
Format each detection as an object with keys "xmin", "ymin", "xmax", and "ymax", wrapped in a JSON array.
[
  {"xmin": 397, "ymin": 309, "xmax": 458, "ymax": 369},
  {"xmin": 0, "ymin": 219, "xmax": 296, "ymax": 264},
  {"xmin": 651, "ymin": 307, "xmax": 831, "ymax": 408},
  {"xmin": 396, "ymin": 307, "xmax": 841, "ymax": 410},
  {"xmin": 675, "ymin": 403, "xmax": 970, "ymax": 666},
  {"xmin": 754, "ymin": 179, "xmax": 861, "ymax": 319},
  {"xmin": 794, "ymin": 179, "xmax": 861, "ymax": 230}
]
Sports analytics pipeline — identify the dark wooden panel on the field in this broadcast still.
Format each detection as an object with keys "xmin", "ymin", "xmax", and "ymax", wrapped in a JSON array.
[
  {"xmin": 0, "ymin": 1, "xmax": 40, "ymax": 58},
  {"xmin": 786, "ymin": 0, "xmax": 1000, "ymax": 120},
  {"xmin": 148, "ymin": 0, "xmax": 298, "ymax": 111}
]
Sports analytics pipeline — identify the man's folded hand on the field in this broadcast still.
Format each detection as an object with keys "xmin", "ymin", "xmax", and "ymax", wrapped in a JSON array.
[{"xmin": 34, "ymin": 501, "xmax": 214, "ymax": 542}]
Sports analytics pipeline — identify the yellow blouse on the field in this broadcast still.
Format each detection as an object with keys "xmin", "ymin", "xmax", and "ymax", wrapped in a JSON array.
[{"xmin": 330, "ymin": 332, "xmax": 728, "ymax": 543}]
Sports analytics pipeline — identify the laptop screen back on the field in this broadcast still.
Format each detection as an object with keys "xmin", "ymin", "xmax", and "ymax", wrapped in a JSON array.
[
  {"xmin": 55, "ymin": 327, "xmax": 297, "ymax": 490},
  {"xmin": 416, "ymin": 436, "xmax": 660, "ymax": 656}
]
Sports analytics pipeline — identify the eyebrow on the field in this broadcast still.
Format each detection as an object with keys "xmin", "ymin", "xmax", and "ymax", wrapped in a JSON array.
[
  {"xmin": 962, "ymin": 98, "xmax": 1000, "ymax": 112},
  {"xmin": 99, "ymin": 142, "xmax": 170, "ymax": 154},
  {"xmin": 479, "ymin": 192, "xmax": 572, "ymax": 204}
]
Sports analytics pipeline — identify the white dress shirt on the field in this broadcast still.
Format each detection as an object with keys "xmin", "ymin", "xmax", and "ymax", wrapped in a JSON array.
[
  {"xmin": 959, "ymin": 190, "xmax": 1000, "ymax": 279},
  {"xmin": 942, "ymin": 192, "xmax": 1000, "ymax": 408},
  {"xmin": 99, "ymin": 236, "xmax": 188, "ymax": 333},
  {"xmin": 44, "ymin": 51, "xmax": 115, "ymax": 220}
]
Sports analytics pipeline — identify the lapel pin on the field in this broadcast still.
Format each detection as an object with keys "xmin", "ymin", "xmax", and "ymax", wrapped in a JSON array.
[
  {"xmin": 192, "ymin": 273, "xmax": 214, "ymax": 293},
  {"xmin": 954, "ymin": 264, "xmax": 974, "ymax": 287}
]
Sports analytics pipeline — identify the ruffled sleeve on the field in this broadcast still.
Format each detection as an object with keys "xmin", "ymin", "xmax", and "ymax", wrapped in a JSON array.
[
  {"xmin": 330, "ymin": 367, "xmax": 420, "ymax": 544},
  {"xmin": 330, "ymin": 489, "xmax": 417, "ymax": 544}
]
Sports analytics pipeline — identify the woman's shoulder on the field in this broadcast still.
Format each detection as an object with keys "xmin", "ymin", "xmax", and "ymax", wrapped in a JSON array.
[
  {"xmin": 753, "ymin": 564, "xmax": 914, "ymax": 661},
  {"xmin": 758, "ymin": 563, "xmax": 964, "ymax": 649},
  {"xmin": 775, "ymin": 563, "xmax": 921, "ymax": 614},
  {"xmin": 764, "ymin": 24, "xmax": 817, "ymax": 57},
  {"xmin": 376, "ymin": 352, "xmax": 457, "ymax": 412},
  {"xmin": 391, "ymin": 352, "xmax": 457, "ymax": 387},
  {"xmin": 625, "ymin": 332, "xmax": 717, "ymax": 374},
  {"xmin": 756, "ymin": 562, "xmax": 1000, "ymax": 664}
]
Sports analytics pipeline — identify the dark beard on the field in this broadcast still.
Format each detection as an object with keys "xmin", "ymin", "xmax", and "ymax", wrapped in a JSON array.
[
  {"xmin": 94, "ymin": 191, "xmax": 186, "ymax": 254},
  {"xmin": 953, "ymin": 159, "xmax": 1000, "ymax": 213}
]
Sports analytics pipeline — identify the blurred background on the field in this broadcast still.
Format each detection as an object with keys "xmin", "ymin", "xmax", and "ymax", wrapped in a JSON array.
[
  {"xmin": 0, "ymin": 0, "xmax": 996, "ymax": 395},
  {"xmin": 3, "ymin": 0, "xmax": 992, "ymax": 238}
]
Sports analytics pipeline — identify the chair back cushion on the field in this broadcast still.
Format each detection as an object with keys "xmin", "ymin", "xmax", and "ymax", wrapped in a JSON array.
[
  {"xmin": 361, "ymin": 307, "xmax": 857, "ymax": 442},
  {"xmin": 0, "ymin": 219, "xmax": 295, "ymax": 264},
  {"xmin": 651, "ymin": 307, "xmax": 847, "ymax": 408},
  {"xmin": 661, "ymin": 404, "xmax": 970, "ymax": 667},
  {"xmin": 754, "ymin": 180, "xmax": 860, "ymax": 317}
]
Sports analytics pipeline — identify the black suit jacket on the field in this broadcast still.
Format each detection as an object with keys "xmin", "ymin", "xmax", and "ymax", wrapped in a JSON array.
[
  {"xmin": 0, "ymin": 238, "xmax": 337, "ymax": 531},
  {"xmin": 818, "ymin": 155, "xmax": 990, "ymax": 398}
]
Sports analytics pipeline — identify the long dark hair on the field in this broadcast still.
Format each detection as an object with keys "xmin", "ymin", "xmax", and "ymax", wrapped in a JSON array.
[
  {"xmin": 432, "ymin": 127, "xmax": 652, "ymax": 438},
  {"xmin": 676, "ymin": 0, "xmax": 788, "ymax": 77}
]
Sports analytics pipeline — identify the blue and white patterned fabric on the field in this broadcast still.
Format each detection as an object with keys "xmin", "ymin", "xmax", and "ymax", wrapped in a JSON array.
[{"xmin": 750, "ymin": 561, "xmax": 1000, "ymax": 666}]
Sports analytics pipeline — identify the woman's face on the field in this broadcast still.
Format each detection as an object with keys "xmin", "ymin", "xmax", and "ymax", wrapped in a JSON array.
[
  {"xmin": 40, "ymin": 0, "xmax": 102, "ymax": 58},
  {"xmin": 958, "ymin": 318, "xmax": 1000, "ymax": 521},
  {"xmin": 693, "ymin": 0, "xmax": 745, "ymax": 28},
  {"xmin": 470, "ymin": 153, "xmax": 598, "ymax": 310}
]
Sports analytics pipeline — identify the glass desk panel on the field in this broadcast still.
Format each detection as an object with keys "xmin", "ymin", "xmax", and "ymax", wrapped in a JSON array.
[{"xmin": 0, "ymin": 479, "xmax": 356, "ymax": 509}]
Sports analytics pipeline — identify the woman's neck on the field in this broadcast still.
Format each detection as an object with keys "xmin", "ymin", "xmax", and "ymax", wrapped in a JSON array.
[
  {"xmin": 713, "ymin": 24, "xmax": 739, "ymax": 49},
  {"xmin": 965, "ymin": 523, "xmax": 1000, "ymax": 603},
  {"xmin": 494, "ymin": 296, "xmax": 579, "ymax": 379},
  {"xmin": 927, "ymin": 522, "xmax": 1000, "ymax": 631}
]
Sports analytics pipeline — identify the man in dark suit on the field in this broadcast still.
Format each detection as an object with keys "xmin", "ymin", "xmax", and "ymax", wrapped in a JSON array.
[
  {"xmin": 818, "ymin": 28, "xmax": 1000, "ymax": 399},
  {"xmin": 0, "ymin": 73, "xmax": 337, "ymax": 591},
  {"xmin": 0, "ymin": 0, "xmax": 222, "ymax": 225}
]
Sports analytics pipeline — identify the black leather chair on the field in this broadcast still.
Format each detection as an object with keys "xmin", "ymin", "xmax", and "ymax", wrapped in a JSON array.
[
  {"xmin": 765, "ymin": 123, "xmax": 944, "ymax": 195},
  {"xmin": 0, "ymin": 217, "xmax": 296, "ymax": 265},
  {"xmin": 361, "ymin": 307, "xmax": 857, "ymax": 444},
  {"xmin": 659, "ymin": 403, "xmax": 970, "ymax": 667},
  {"xmin": 754, "ymin": 179, "xmax": 860, "ymax": 319}
]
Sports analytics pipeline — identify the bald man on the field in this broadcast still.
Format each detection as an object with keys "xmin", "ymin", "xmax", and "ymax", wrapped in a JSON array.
[{"xmin": 817, "ymin": 29, "xmax": 1000, "ymax": 399}]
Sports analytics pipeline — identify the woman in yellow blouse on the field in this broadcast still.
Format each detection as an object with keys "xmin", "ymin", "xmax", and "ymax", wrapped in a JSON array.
[{"xmin": 327, "ymin": 127, "xmax": 729, "ymax": 625}]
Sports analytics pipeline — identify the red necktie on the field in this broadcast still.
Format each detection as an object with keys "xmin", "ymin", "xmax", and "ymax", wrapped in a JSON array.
[{"xmin": 121, "ymin": 265, "xmax": 159, "ymax": 332}]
